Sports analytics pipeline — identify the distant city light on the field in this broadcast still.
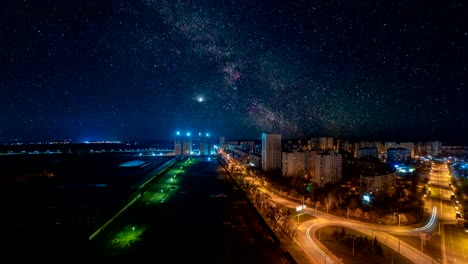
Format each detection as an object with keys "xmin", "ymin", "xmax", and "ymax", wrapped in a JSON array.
[{"xmin": 176, "ymin": 131, "xmax": 180, "ymax": 136}]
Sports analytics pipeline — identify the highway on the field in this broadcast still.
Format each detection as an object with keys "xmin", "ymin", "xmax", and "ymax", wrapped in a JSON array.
[{"xmin": 427, "ymin": 162, "xmax": 468, "ymax": 264}]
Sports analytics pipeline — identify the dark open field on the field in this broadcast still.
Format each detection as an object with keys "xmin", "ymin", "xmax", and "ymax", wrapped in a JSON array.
[{"xmin": 0, "ymin": 151, "xmax": 171, "ymax": 255}]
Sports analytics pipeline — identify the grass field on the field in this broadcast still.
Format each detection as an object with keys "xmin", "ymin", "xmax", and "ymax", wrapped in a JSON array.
[{"xmin": 317, "ymin": 226, "xmax": 414, "ymax": 264}]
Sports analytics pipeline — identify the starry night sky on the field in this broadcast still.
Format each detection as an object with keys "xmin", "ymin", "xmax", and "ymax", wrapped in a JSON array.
[{"xmin": 1, "ymin": 0, "xmax": 467, "ymax": 144}]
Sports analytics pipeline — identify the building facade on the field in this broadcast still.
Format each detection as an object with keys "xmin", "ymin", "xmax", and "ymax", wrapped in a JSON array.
[
  {"xmin": 174, "ymin": 131, "xmax": 192, "ymax": 156},
  {"xmin": 282, "ymin": 150, "xmax": 306, "ymax": 177},
  {"xmin": 199, "ymin": 133, "xmax": 212, "ymax": 155},
  {"xmin": 387, "ymin": 147, "xmax": 412, "ymax": 165},
  {"xmin": 360, "ymin": 171, "xmax": 397, "ymax": 198},
  {"xmin": 261, "ymin": 133, "xmax": 282, "ymax": 172},
  {"xmin": 314, "ymin": 151, "xmax": 342, "ymax": 186}
]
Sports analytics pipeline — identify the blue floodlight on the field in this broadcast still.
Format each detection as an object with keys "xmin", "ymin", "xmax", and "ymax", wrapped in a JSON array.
[
  {"xmin": 187, "ymin": 132, "xmax": 191, "ymax": 136},
  {"xmin": 363, "ymin": 194, "xmax": 371, "ymax": 202},
  {"xmin": 176, "ymin": 131, "xmax": 180, "ymax": 136},
  {"xmin": 206, "ymin": 133, "xmax": 209, "ymax": 137}
]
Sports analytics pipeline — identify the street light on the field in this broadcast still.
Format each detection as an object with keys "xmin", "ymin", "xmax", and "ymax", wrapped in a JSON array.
[{"xmin": 296, "ymin": 204, "xmax": 306, "ymax": 222}]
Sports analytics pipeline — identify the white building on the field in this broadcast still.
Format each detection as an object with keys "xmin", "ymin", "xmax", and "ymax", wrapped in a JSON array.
[
  {"xmin": 282, "ymin": 151, "xmax": 306, "ymax": 177},
  {"xmin": 261, "ymin": 133, "xmax": 282, "ymax": 172},
  {"xmin": 314, "ymin": 152, "xmax": 342, "ymax": 186},
  {"xmin": 360, "ymin": 171, "xmax": 397, "ymax": 197},
  {"xmin": 431, "ymin": 141, "xmax": 442, "ymax": 156}
]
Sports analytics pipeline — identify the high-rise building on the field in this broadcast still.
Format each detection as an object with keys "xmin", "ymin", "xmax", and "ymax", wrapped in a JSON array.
[
  {"xmin": 387, "ymin": 148, "xmax": 412, "ymax": 165},
  {"xmin": 314, "ymin": 151, "xmax": 342, "ymax": 186},
  {"xmin": 309, "ymin": 138, "xmax": 319, "ymax": 150},
  {"xmin": 282, "ymin": 150, "xmax": 306, "ymax": 177},
  {"xmin": 199, "ymin": 132, "xmax": 212, "ymax": 155},
  {"xmin": 327, "ymin": 137, "xmax": 334, "ymax": 150},
  {"xmin": 431, "ymin": 141, "xmax": 442, "ymax": 157},
  {"xmin": 399, "ymin": 142, "xmax": 415, "ymax": 158},
  {"xmin": 174, "ymin": 131, "xmax": 182, "ymax": 155},
  {"xmin": 319, "ymin": 137, "xmax": 328, "ymax": 150},
  {"xmin": 318, "ymin": 137, "xmax": 333, "ymax": 150},
  {"xmin": 174, "ymin": 131, "xmax": 192, "ymax": 156},
  {"xmin": 384, "ymin": 142, "xmax": 399, "ymax": 153},
  {"xmin": 360, "ymin": 171, "xmax": 397, "ymax": 197},
  {"xmin": 305, "ymin": 150, "xmax": 317, "ymax": 177},
  {"xmin": 261, "ymin": 133, "xmax": 282, "ymax": 172},
  {"xmin": 356, "ymin": 147, "xmax": 379, "ymax": 160},
  {"xmin": 183, "ymin": 132, "xmax": 192, "ymax": 156}
]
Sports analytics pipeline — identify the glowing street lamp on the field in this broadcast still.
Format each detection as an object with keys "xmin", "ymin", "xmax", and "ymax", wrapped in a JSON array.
[{"xmin": 296, "ymin": 204, "xmax": 306, "ymax": 222}]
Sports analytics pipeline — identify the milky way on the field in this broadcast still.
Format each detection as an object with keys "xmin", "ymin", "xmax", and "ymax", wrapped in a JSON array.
[{"xmin": 1, "ymin": 0, "xmax": 466, "ymax": 143}]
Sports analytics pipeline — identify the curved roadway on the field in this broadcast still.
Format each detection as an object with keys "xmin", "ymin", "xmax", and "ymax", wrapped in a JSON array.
[{"xmin": 269, "ymin": 194, "xmax": 436, "ymax": 264}]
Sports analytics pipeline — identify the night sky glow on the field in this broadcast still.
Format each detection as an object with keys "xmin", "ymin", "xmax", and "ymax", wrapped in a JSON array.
[{"xmin": 1, "ymin": 0, "xmax": 467, "ymax": 143}]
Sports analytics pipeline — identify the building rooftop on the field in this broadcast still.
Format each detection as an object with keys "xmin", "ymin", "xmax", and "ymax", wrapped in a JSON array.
[{"xmin": 118, "ymin": 160, "xmax": 146, "ymax": 168}]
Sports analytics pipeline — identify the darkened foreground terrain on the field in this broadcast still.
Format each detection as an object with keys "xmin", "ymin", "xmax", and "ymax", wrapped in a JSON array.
[
  {"xmin": 0, "ymin": 151, "xmax": 171, "ymax": 256},
  {"xmin": 1, "ymin": 154, "xmax": 293, "ymax": 263},
  {"xmin": 87, "ymin": 157, "xmax": 293, "ymax": 263}
]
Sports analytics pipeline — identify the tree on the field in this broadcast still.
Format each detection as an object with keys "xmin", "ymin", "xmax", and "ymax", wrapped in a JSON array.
[
  {"xmin": 324, "ymin": 192, "xmax": 336, "ymax": 213},
  {"xmin": 348, "ymin": 197, "xmax": 358, "ymax": 211},
  {"xmin": 363, "ymin": 211, "xmax": 370, "ymax": 220},
  {"xmin": 315, "ymin": 201, "xmax": 322, "ymax": 210},
  {"xmin": 353, "ymin": 208, "xmax": 363, "ymax": 218},
  {"xmin": 336, "ymin": 188, "xmax": 346, "ymax": 207},
  {"xmin": 340, "ymin": 227, "xmax": 346, "ymax": 238}
]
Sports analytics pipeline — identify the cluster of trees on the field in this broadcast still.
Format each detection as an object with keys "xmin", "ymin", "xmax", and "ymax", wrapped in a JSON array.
[
  {"xmin": 331, "ymin": 227, "xmax": 383, "ymax": 256},
  {"xmin": 237, "ymin": 177, "xmax": 298, "ymax": 240},
  {"xmin": 274, "ymin": 173, "xmax": 423, "ymax": 225}
]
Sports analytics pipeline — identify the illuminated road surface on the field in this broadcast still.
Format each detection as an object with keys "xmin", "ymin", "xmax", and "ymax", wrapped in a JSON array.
[{"xmin": 427, "ymin": 162, "xmax": 468, "ymax": 264}]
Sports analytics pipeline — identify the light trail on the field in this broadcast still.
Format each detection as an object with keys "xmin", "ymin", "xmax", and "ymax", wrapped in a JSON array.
[
  {"xmin": 414, "ymin": 206, "xmax": 437, "ymax": 232},
  {"xmin": 305, "ymin": 224, "xmax": 335, "ymax": 264}
]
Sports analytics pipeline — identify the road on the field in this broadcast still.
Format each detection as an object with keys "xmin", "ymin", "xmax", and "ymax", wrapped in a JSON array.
[
  {"xmin": 427, "ymin": 162, "xmax": 468, "ymax": 264},
  {"xmin": 260, "ymin": 191, "xmax": 434, "ymax": 264}
]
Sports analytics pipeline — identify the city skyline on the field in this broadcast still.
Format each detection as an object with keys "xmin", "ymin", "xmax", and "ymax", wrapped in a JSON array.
[{"xmin": 2, "ymin": 1, "xmax": 467, "ymax": 144}]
